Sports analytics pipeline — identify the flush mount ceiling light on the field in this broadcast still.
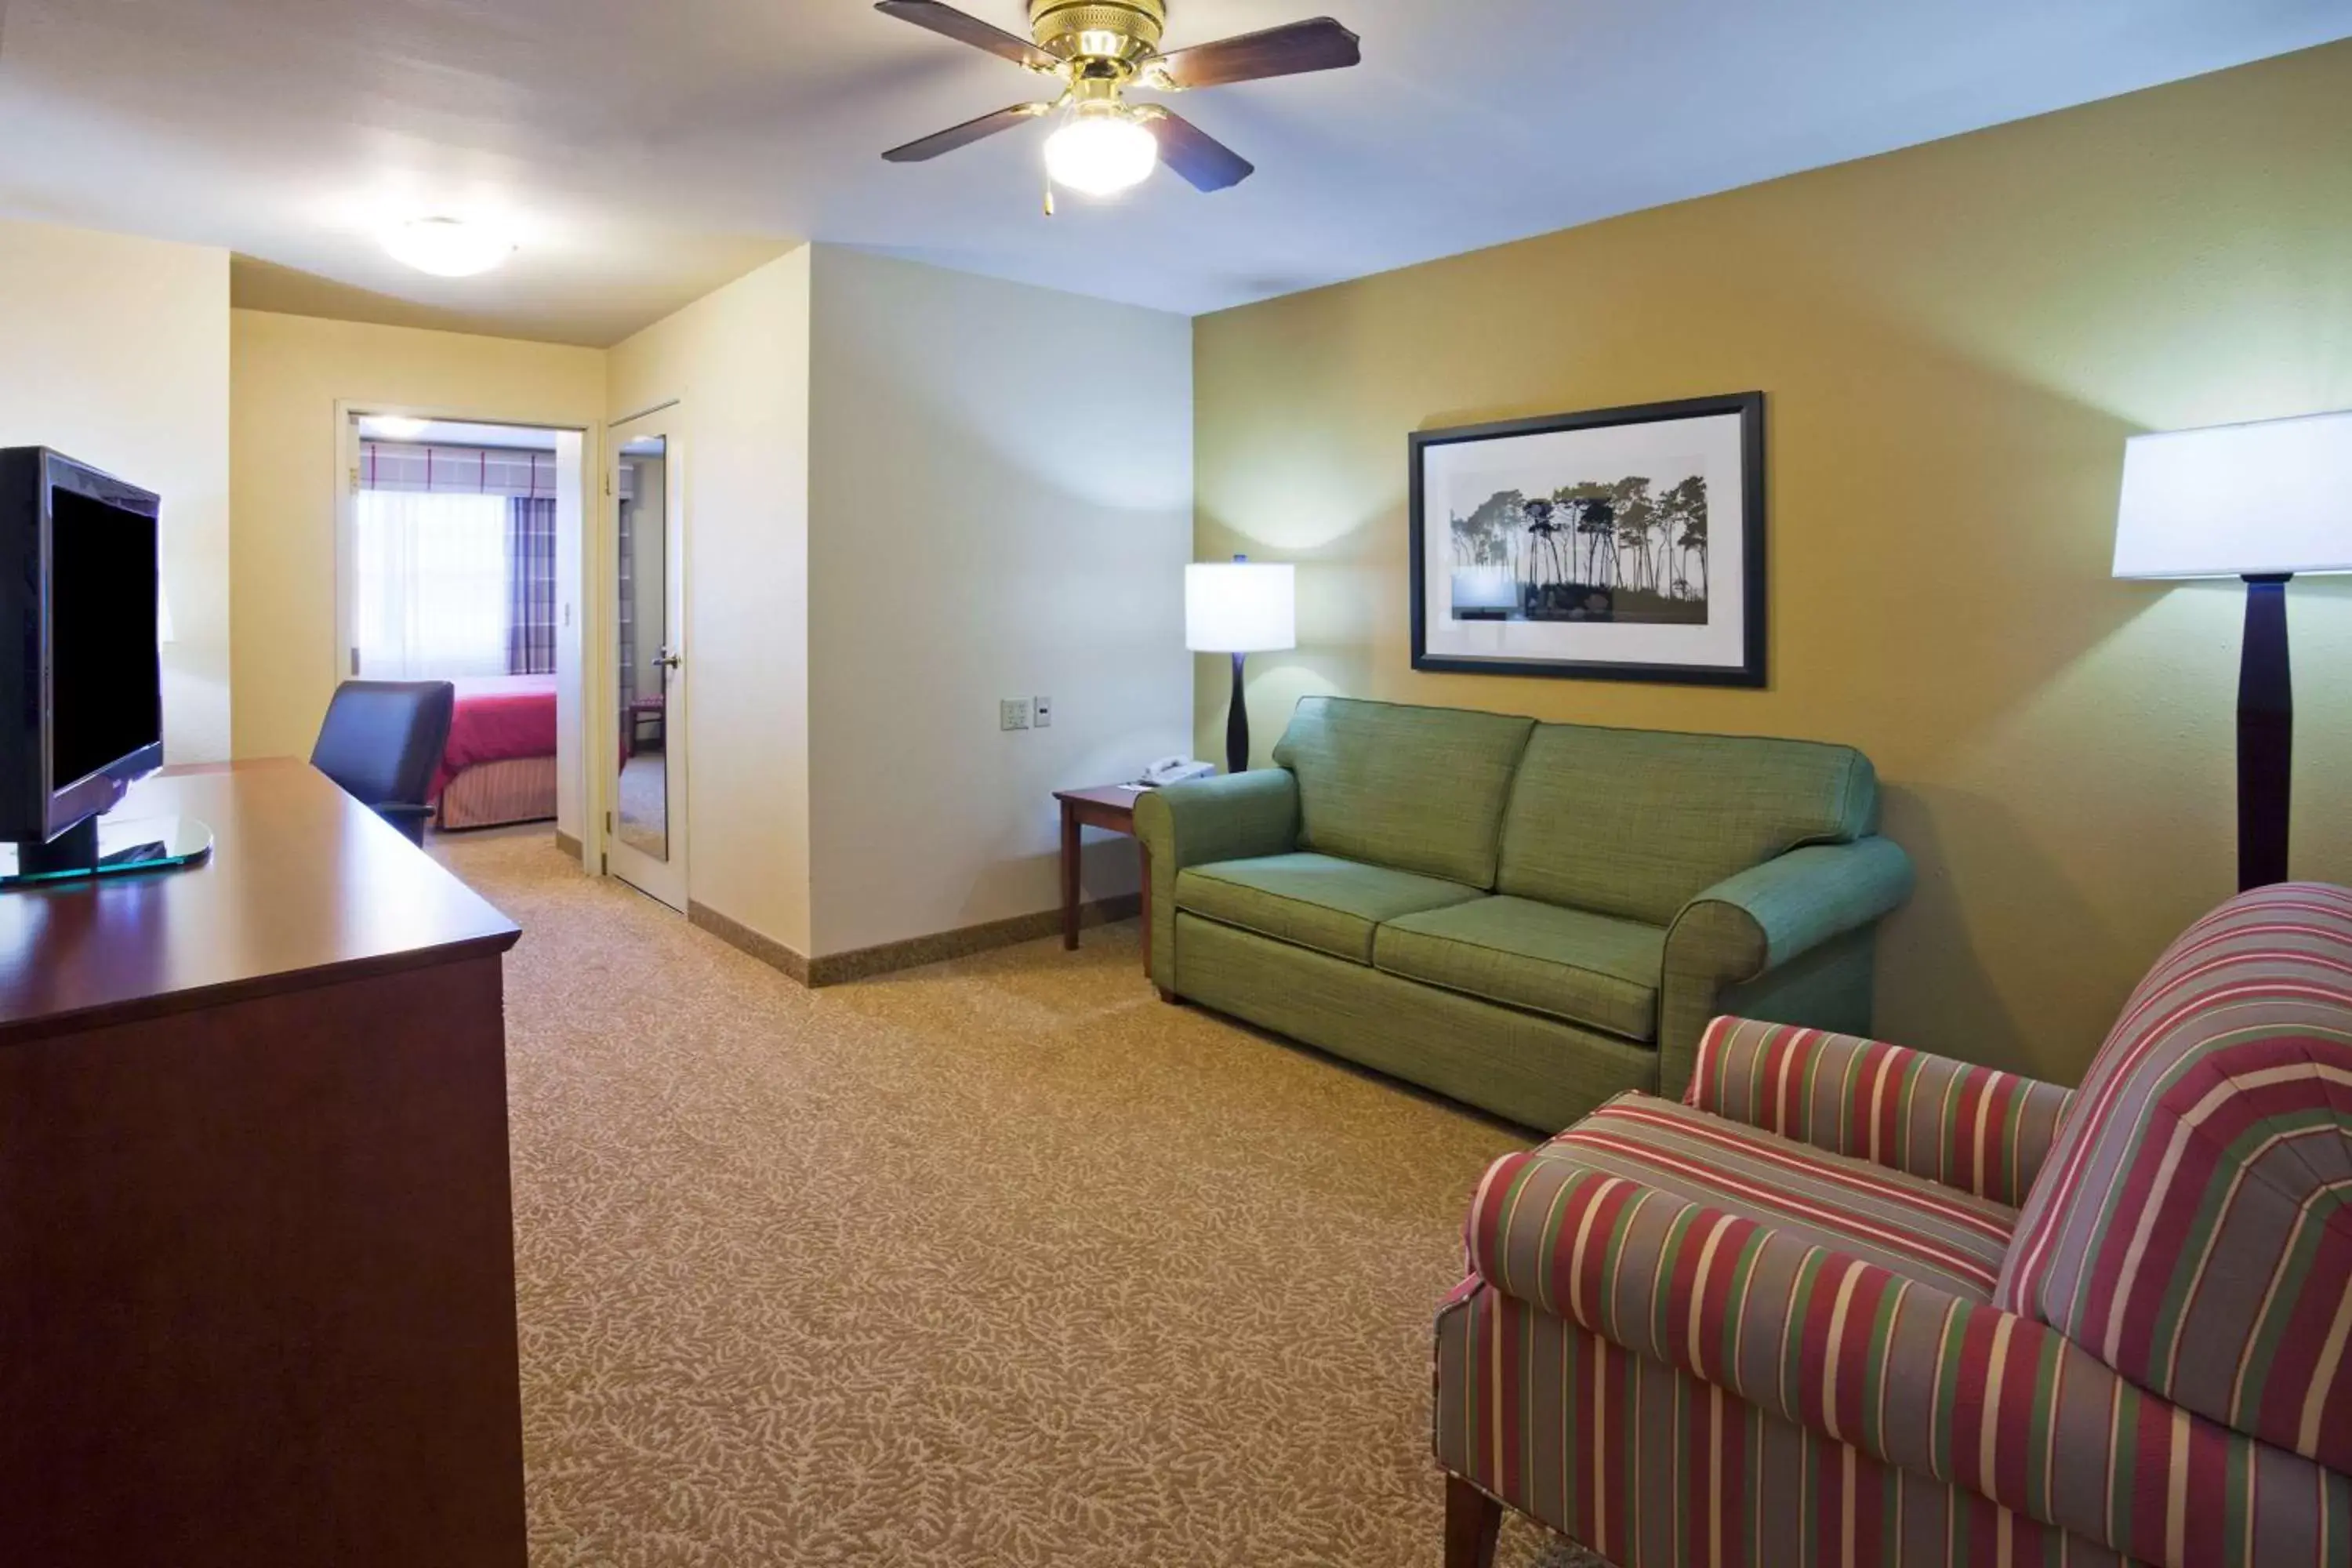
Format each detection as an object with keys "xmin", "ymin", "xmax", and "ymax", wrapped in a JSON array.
[
  {"xmin": 383, "ymin": 216, "xmax": 514, "ymax": 278},
  {"xmin": 876, "ymin": 1, "xmax": 1359, "ymax": 204}
]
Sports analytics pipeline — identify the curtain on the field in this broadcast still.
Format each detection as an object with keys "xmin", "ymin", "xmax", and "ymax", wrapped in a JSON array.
[
  {"xmin": 507, "ymin": 497, "xmax": 557, "ymax": 675},
  {"xmin": 363, "ymin": 441, "xmax": 555, "ymax": 498},
  {"xmin": 353, "ymin": 490, "xmax": 513, "ymax": 679}
]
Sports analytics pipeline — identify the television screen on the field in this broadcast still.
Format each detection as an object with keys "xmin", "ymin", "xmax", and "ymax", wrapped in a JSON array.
[{"xmin": 49, "ymin": 485, "xmax": 162, "ymax": 789}]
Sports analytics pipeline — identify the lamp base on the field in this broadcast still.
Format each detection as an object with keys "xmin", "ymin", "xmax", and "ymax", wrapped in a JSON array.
[
  {"xmin": 1225, "ymin": 652, "xmax": 1250, "ymax": 775},
  {"xmin": 2238, "ymin": 573, "xmax": 2292, "ymax": 892}
]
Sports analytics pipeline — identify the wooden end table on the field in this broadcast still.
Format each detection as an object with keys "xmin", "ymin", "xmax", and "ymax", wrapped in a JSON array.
[{"xmin": 1054, "ymin": 785, "xmax": 1152, "ymax": 973}]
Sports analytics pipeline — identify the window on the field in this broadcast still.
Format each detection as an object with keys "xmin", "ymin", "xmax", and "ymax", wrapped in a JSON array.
[{"xmin": 352, "ymin": 490, "xmax": 513, "ymax": 679}]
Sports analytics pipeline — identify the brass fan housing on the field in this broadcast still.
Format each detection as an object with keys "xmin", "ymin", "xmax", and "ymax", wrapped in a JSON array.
[{"xmin": 1029, "ymin": 0, "xmax": 1166, "ymax": 67}]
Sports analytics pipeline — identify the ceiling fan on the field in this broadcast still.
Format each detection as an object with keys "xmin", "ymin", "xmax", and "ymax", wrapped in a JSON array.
[{"xmin": 875, "ymin": 1, "xmax": 1360, "ymax": 203}]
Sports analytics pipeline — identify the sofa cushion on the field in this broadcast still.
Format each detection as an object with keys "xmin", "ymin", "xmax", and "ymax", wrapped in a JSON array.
[
  {"xmin": 1475, "ymin": 1094, "xmax": 2019, "ymax": 1304},
  {"xmin": 1496, "ymin": 723, "xmax": 1878, "ymax": 926},
  {"xmin": 1996, "ymin": 882, "xmax": 2352, "ymax": 1472},
  {"xmin": 1272, "ymin": 696, "xmax": 1534, "ymax": 887},
  {"xmin": 1374, "ymin": 897, "xmax": 1664, "ymax": 1042},
  {"xmin": 1174, "ymin": 852, "xmax": 1483, "ymax": 966}
]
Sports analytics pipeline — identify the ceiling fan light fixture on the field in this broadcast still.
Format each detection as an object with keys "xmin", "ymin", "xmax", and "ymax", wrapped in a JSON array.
[
  {"xmin": 1043, "ymin": 103, "xmax": 1159, "ymax": 197},
  {"xmin": 383, "ymin": 216, "xmax": 514, "ymax": 278},
  {"xmin": 876, "ymin": 2, "xmax": 1357, "ymax": 198}
]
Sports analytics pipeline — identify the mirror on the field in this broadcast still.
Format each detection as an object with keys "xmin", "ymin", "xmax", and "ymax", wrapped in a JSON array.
[{"xmin": 615, "ymin": 434, "xmax": 670, "ymax": 861}]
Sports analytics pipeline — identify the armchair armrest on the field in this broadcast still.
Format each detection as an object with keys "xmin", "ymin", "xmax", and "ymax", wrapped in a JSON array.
[
  {"xmin": 1133, "ymin": 770, "xmax": 1299, "ymax": 987},
  {"xmin": 1657, "ymin": 836, "xmax": 1915, "ymax": 1097},
  {"xmin": 1686, "ymin": 1017, "xmax": 2073, "ymax": 1206},
  {"xmin": 1465, "ymin": 1144, "xmax": 2346, "ymax": 1568}
]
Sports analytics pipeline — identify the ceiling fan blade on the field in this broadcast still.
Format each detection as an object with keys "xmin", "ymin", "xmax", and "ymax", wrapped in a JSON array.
[
  {"xmin": 1147, "ymin": 111, "xmax": 1254, "ymax": 193},
  {"xmin": 1146, "ymin": 17, "xmax": 1360, "ymax": 90},
  {"xmin": 874, "ymin": 1, "xmax": 1065, "ymax": 73},
  {"xmin": 883, "ymin": 101, "xmax": 1055, "ymax": 162}
]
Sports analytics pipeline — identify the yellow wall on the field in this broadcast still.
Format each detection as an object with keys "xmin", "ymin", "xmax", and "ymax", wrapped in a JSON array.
[
  {"xmin": 1, "ymin": 220, "xmax": 230, "ymax": 762},
  {"xmin": 228, "ymin": 310, "xmax": 605, "ymax": 764},
  {"xmin": 1192, "ymin": 41, "xmax": 2352, "ymax": 1084}
]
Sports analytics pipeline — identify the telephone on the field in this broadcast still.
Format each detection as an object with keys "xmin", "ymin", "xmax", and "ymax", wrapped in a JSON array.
[{"xmin": 1134, "ymin": 756, "xmax": 1218, "ymax": 789}]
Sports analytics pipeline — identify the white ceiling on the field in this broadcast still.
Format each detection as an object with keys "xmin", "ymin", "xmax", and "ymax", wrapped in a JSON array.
[{"xmin": 2, "ymin": 1, "xmax": 2347, "ymax": 347}]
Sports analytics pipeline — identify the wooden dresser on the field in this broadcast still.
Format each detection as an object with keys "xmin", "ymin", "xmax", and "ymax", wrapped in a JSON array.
[{"xmin": 0, "ymin": 760, "xmax": 528, "ymax": 1568}]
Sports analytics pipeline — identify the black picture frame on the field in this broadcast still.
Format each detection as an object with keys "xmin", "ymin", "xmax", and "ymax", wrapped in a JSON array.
[{"xmin": 1408, "ymin": 391, "xmax": 1767, "ymax": 688}]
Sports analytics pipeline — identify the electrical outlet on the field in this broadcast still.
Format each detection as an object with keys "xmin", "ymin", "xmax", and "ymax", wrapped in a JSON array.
[
  {"xmin": 1000, "ymin": 699, "xmax": 1031, "ymax": 731},
  {"xmin": 1033, "ymin": 696, "xmax": 1052, "ymax": 729}
]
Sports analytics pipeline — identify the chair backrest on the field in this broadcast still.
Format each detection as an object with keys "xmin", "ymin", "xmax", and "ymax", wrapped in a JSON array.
[
  {"xmin": 310, "ymin": 681, "xmax": 456, "ymax": 808},
  {"xmin": 1995, "ymin": 882, "xmax": 2352, "ymax": 1471},
  {"xmin": 1271, "ymin": 697, "xmax": 1534, "ymax": 887},
  {"xmin": 1495, "ymin": 724, "xmax": 1879, "ymax": 925}
]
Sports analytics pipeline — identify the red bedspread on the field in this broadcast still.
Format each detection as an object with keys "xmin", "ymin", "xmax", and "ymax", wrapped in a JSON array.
[{"xmin": 433, "ymin": 675, "xmax": 558, "ymax": 800}]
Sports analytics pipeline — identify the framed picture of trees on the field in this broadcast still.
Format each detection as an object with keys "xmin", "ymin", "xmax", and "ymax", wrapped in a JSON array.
[{"xmin": 1409, "ymin": 392, "xmax": 1766, "ymax": 687}]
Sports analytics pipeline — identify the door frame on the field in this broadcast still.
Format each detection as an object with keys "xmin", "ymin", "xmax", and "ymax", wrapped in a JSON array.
[
  {"xmin": 600, "ymin": 401, "xmax": 688, "ymax": 910},
  {"xmin": 332, "ymin": 401, "xmax": 599, "ymax": 866}
]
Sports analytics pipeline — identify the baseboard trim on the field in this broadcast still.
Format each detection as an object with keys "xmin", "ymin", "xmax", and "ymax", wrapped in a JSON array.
[
  {"xmin": 686, "ymin": 892, "xmax": 1143, "ymax": 989},
  {"xmin": 805, "ymin": 894, "xmax": 1143, "ymax": 986},
  {"xmin": 688, "ymin": 901, "xmax": 811, "ymax": 985},
  {"xmin": 554, "ymin": 829, "xmax": 583, "ymax": 862}
]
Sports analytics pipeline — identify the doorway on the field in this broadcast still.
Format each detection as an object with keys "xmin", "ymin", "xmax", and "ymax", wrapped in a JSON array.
[
  {"xmin": 606, "ymin": 408, "xmax": 686, "ymax": 910},
  {"xmin": 335, "ymin": 412, "xmax": 586, "ymax": 837}
]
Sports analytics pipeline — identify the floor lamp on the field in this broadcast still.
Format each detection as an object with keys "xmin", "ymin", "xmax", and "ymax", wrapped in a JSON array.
[
  {"xmin": 1185, "ymin": 557, "xmax": 1296, "ymax": 775},
  {"xmin": 2114, "ymin": 409, "xmax": 2352, "ymax": 891}
]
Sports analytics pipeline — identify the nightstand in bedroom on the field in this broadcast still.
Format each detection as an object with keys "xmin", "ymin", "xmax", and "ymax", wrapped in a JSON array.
[{"xmin": 1054, "ymin": 785, "xmax": 1149, "ymax": 969}]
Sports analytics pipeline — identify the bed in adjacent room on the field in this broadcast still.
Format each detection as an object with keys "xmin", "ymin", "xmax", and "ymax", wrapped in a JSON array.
[{"xmin": 434, "ymin": 674, "xmax": 559, "ymax": 830}]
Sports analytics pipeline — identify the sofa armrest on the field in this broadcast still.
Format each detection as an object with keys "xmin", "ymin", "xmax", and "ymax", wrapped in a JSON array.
[
  {"xmin": 1684, "ymin": 1017, "xmax": 2073, "ymax": 1206},
  {"xmin": 1133, "ymin": 770, "xmax": 1300, "ymax": 988},
  {"xmin": 1464, "ymin": 1143, "xmax": 2344, "ymax": 1568},
  {"xmin": 1657, "ymin": 836, "xmax": 1915, "ymax": 1096}
]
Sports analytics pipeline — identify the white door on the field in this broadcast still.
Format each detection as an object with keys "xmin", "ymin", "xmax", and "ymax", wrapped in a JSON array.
[{"xmin": 606, "ymin": 413, "xmax": 687, "ymax": 909}]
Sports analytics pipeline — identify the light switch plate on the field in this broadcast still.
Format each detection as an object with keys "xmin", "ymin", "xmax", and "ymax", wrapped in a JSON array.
[
  {"xmin": 1000, "ymin": 699, "xmax": 1031, "ymax": 731},
  {"xmin": 1033, "ymin": 696, "xmax": 1052, "ymax": 728}
]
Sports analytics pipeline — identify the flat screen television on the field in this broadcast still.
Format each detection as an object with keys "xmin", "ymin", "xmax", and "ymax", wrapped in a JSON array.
[{"xmin": 1, "ymin": 447, "xmax": 165, "ymax": 868}]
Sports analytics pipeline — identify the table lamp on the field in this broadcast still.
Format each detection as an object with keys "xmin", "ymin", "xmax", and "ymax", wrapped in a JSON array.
[
  {"xmin": 2114, "ymin": 408, "xmax": 2352, "ymax": 891},
  {"xmin": 1186, "ymin": 555, "xmax": 1296, "ymax": 775}
]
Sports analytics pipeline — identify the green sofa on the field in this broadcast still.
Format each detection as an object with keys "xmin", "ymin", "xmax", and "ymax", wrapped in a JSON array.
[{"xmin": 1134, "ymin": 696, "xmax": 1914, "ymax": 1131}]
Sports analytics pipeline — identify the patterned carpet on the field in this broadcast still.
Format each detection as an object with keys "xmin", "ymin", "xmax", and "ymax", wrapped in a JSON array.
[{"xmin": 432, "ymin": 829, "xmax": 1605, "ymax": 1567}]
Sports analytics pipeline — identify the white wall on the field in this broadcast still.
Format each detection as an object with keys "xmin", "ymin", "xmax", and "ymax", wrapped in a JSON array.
[
  {"xmin": 608, "ymin": 248, "xmax": 813, "ymax": 953},
  {"xmin": 805, "ymin": 248, "xmax": 1193, "ymax": 957},
  {"xmin": 553, "ymin": 428, "xmax": 587, "ymax": 840},
  {"xmin": 0, "ymin": 220, "xmax": 230, "ymax": 761}
]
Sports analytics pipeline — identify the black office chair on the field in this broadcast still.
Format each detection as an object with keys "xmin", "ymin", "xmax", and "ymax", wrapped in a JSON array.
[{"xmin": 310, "ymin": 681, "xmax": 456, "ymax": 847}]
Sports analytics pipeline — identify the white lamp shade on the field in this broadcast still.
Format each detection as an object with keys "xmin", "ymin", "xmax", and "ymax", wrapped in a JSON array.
[
  {"xmin": 1186, "ymin": 561, "xmax": 1296, "ymax": 654},
  {"xmin": 2114, "ymin": 409, "xmax": 2352, "ymax": 579}
]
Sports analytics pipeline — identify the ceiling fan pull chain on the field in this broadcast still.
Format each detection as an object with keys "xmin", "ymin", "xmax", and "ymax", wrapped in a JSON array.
[{"xmin": 1044, "ymin": 96, "xmax": 1071, "ymax": 217}]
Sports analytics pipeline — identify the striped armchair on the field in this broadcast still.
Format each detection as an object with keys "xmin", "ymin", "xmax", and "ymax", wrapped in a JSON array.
[{"xmin": 1435, "ymin": 883, "xmax": 2352, "ymax": 1568}]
